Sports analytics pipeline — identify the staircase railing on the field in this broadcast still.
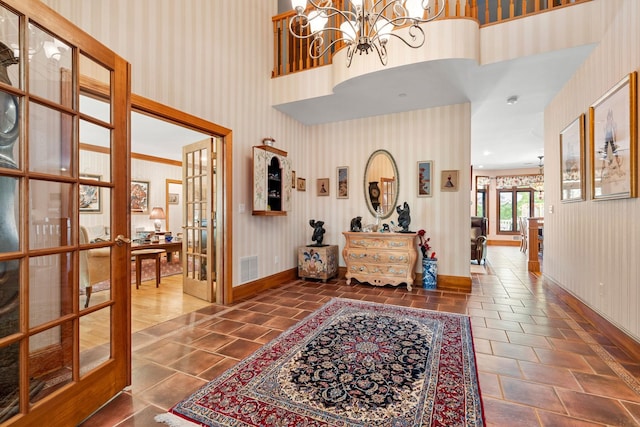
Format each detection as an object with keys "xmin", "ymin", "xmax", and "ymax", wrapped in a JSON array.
[{"xmin": 272, "ymin": 0, "xmax": 591, "ymax": 77}]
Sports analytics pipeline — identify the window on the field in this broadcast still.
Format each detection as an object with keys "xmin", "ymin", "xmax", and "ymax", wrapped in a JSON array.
[
  {"xmin": 497, "ymin": 188, "xmax": 534, "ymax": 233},
  {"xmin": 476, "ymin": 188, "xmax": 487, "ymax": 218}
]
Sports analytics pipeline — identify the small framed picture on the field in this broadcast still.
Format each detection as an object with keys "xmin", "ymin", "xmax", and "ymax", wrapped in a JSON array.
[
  {"xmin": 317, "ymin": 178, "xmax": 329, "ymax": 196},
  {"xmin": 337, "ymin": 166, "xmax": 349, "ymax": 199},
  {"xmin": 441, "ymin": 170, "xmax": 459, "ymax": 192},
  {"xmin": 297, "ymin": 177, "xmax": 306, "ymax": 191},
  {"xmin": 560, "ymin": 114, "xmax": 585, "ymax": 202},
  {"xmin": 79, "ymin": 174, "xmax": 101, "ymax": 212},
  {"xmin": 168, "ymin": 193, "xmax": 179, "ymax": 204},
  {"xmin": 417, "ymin": 161, "xmax": 433, "ymax": 197},
  {"xmin": 131, "ymin": 180, "xmax": 150, "ymax": 213},
  {"xmin": 291, "ymin": 170, "xmax": 297, "ymax": 189}
]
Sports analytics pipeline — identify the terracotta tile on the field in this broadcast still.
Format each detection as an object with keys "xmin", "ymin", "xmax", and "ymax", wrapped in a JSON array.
[
  {"xmin": 256, "ymin": 329, "xmax": 283, "ymax": 344},
  {"xmin": 572, "ymin": 371, "xmax": 640, "ymax": 402},
  {"xmin": 200, "ymin": 358, "xmax": 239, "ymax": 381},
  {"xmin": 482, "ymin": 397, "xmax": 539, "ymax": 426},
  {"xmin": 537, "ymin": 410, "xmax": 606, "ymax": 426},
  {"xmin": 518, "ymin": 360, "xmax": 582, "ymax": 390},
  {"xmin": 582, "ymin": 355, "xmax": 617, "ymax": 376},
  {"xmin": 216, "ymin": 338, "xmax": 262, "ymax": 359},
  {"xmin": 491, "ymin": 341, "xmax": 539, "ymax": 362},
  {"xmin": 113, "ymin": 404, "xmax": 167, "ymax": 427},
  {"xmin": 139, "ymin": 372, "xmax": 207, "ymax": 411},
  {"xmin": 136, "ymin": 340, "xmax": 196, "ymax": 365},
  {"xmin": 485, "ymin": 318, "xmax": 525, "ymax": 333},
  {"xmin": 534, "ymin": 348, "xmax": 592, "ymax": 372},
  {"xmin": 500, "ymin": 376, "xmax": 565, "ymax": 412},
  {"xmin": 621, "ymin": 401, "xmax": 640, "ymax": 425},
  {"xmin": 506, "ymin": 330, "xmax": 551, "ymax": 348},
  {"xmin": 169, "ymin": 350, "xmax": 224, "ymax": 377},
  {"xmin": 191, "ymin": 332, "xmax": 236, "ymax": 351},
  {"xmin": 498, "ymin": 311, "xmax": 535, "ymax": 324},
  {"xmin": 549, "ymin": 337, "xmax": 596, "ymax": 356},
  {"xmin": 246, "ymin": 302, "xmax": 278, "ymax": 313},
  {"xmin": 473, "ymin": 337, "xmax": 493, "ymax": 354},
  {"xmin": 478, "ymin": 372, "xmax": 502, "ymax": 398},
  {"xmin": 263, "ymin": 316, "xmax": 300, "ymax": 331},
  {"xmin": 557, "ymin": 389, "xmax": 638, "ymax": 426},
  {"xmin": 475, "ymin": 353, "xmax": 522, "ymax": 377},
  {"xmin": 472, "ymin": 326, "xmax": 510, "ymax": 342},
  {"xmin": 203, "ymin": 318, "xmax": 244, "ymax": 333},
  {"xmin": 229, "ymin": 324, "xmax": 272, "ymax": 340},
  {"xmin": 130, "ymin": 361, "xmax": 176, "ymax": 394},
  {"xmin": 78, "ymin": 392, "xmax": 146, "ymax": 427}
]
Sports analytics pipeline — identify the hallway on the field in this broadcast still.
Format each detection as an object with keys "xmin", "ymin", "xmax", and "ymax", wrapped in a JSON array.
[{"xmin": 81, "ymin": 246, "xmax": 640, "ymax": 426}]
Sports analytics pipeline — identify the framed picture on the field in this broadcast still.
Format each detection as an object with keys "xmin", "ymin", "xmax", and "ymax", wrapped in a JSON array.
[
  {"xmin": 337, "ymin": 166, "xmax": 349, "ymax": 199},
  {"xmin": 317, "ymin": 178, "xmax": 329, "ymax": 196},
  {"xmin": 79, "ymin": 174, "xmax": 101, "ymax": 212},
  {"xmin": 131, "ymin": 180, "xmax": 150, "ymax": 213},
  {"xmin": 590, "ymin": 72, "xmax": 637, "ymax": 200},
  {"xmin": 417, "ymin": 161, "xmax": 433, "ymax": 197},
  {"xmin": 297, "ymin": 177, "xmax": 306, "ymax": 191},
  {"xmin": 291, "ymin": 170, "xmax": 297, "ymax": 189},
  {"xmin": 560, "ymin": 114, "xmax": 586, "ymax": 202},
  {"xmin": 168, "ymin": 193, "xmax": 179, "ymax": 204},
  {"xmin": 441, "ymin": 170, "xmax": 459, "ymax": 192}
]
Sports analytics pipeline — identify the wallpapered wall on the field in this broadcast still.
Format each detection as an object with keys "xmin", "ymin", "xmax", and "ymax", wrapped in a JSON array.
[
  {"xmin": 545, "ymin": 0, "xmax": 640, "ymax": 340},
  {"xmin": 43, "ymin": 0, "xmax": 472, "ymax": 282}
]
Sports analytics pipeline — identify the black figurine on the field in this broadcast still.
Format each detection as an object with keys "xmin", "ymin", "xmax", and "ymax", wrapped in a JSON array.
[
  {"xmin": 309, "ymin": 219, "xmax": 326, "ymax": 246},
  {"xmin": 396, "ymin": 202, "xmax": 411, "ymax": 232},
  {"xmin": 350, "ymin": 216, "xmax": 362, "ymax": 232}
]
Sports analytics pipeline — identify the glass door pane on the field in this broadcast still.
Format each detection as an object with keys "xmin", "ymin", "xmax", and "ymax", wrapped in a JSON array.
[{"xmin": 0, "ymin": 2, "xmax": 130, "ymax": 424}]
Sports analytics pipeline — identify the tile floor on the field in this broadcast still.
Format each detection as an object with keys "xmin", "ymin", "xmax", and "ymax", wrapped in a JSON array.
[{"xmin": 81, "ymin": 246, "xmax": 640, "ymax": 426}]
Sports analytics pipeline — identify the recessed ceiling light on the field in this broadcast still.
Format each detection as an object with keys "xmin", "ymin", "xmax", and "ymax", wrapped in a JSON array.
[
  {"xmin": 506, "ymin": 95, "xmax": 518, "ymax": 105},
  {"xmin": 398, "ymin": 93, "xmax": 407, "ymax": 98}
]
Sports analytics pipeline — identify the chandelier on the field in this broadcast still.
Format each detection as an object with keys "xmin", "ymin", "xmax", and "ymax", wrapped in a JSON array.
[{"xmin": 289, "ymin": 0, "xmax": 445, "ymax": 67}]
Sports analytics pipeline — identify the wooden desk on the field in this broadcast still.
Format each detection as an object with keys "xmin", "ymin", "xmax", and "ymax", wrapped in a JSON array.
[
  {"xmin": 132, "ymin": 241, "xmax": 182, "ymax": 263},
  {"xmin": 131, "ymin": 249, "xmax": 166, "ymax": 289}
]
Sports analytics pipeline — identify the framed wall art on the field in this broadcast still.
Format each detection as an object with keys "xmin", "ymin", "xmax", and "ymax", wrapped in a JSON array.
[
  {"xmin": 560, "ymin": 114, "xmax": 586, "ymax": 202},
  {"xmin": 168, "ymin": 193, "xmax": 179, "ymax": 204},
  {"xmin": 417, "ymin": 160, "xmax": 433, "ymax": 197},
  {"xmin": 337, "ymin": 166, "xmax": 349, "ymax": 199},
  {"xmin": 317, "ymin": 178, "xmax": 329, "ymax": 196},
  {"xmin": 297, "ymin": 177, "xmax": 306, "ymax": 191},
  {"xmin": 441, "ymin": 170, "xmax": 459, "ymax": 192},
  {"xmin": 291, "ymin": 170, "xmax": 297, "ymax": 189},
  {"xmin": 131, "ymin": 180, "xmax": 150, "ymax": 213},
  {"xmin": 79, "ymin": 174, "xmax": 101, "ymax": 212},
  {"xmin": 590, "ymin": 72, "xmax": 637, "ymax": 200}
]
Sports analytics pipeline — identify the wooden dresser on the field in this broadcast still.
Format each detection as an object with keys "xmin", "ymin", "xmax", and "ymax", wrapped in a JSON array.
[{"xmin": 342, "ymin": 231, "xmax": 418, "ymax": 291}]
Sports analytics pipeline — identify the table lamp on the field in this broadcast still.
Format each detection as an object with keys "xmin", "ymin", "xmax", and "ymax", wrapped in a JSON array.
[{"xmin": 149, "ymin": 207, "xmax": 165, "ymax": 233}]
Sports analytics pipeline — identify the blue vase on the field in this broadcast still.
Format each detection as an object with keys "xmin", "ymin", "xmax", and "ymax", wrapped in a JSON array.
[{"xmin": 422, "ymin": 258, "xmax": 437, "ymax": 290}]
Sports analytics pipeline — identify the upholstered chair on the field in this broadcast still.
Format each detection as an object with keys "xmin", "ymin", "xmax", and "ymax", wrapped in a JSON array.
[
  {"xmin": 471, "ymin": 216, "xmax": 488, "ymax": 264},
  {"xmin": 80, "ymin": 226, "xmax": 111, "ymax": 307}
]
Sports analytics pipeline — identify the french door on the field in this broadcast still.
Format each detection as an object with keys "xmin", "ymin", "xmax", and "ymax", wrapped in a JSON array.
[
  {"xmin": 0, "ymin": 1, "xmax": 131, "ymax": 425},
  {"xmin": 182, "ymin": 138, "xmax": 223, "ymax": 302}
]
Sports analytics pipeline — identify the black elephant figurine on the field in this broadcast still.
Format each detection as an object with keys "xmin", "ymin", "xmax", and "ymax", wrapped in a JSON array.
[{"xmin": 350, "ymin": 216, "xmax": 362, "ymax": 232}]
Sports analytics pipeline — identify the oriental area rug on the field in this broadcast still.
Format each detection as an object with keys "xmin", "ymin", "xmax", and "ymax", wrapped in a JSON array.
[{"xmin": 156, "ymin": 298, "xmax": 484, "ymax": 427}]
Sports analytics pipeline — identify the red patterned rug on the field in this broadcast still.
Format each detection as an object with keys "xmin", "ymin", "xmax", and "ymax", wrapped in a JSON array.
[{"xmin": 156, "ymin": 298, "xmax": 484, "ymax": 426}]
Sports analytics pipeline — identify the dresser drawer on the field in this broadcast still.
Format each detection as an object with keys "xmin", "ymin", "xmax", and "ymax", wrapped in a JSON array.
[
  {"xmin": 349, "ymin": 236, "xmax": 412, "ymax": 250},
  {"xmin": 346, "ymin": 249, "xmax": 411, "ymax": 265},
  {"xmin": 347, "ymin": 263, "xmax": 411, "ymax": 278}
]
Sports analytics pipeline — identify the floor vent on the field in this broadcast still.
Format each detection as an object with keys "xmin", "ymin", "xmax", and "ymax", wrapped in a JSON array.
[{"xmin": 240, "ymin": 256, "xmax": 258, "ymax": 283}]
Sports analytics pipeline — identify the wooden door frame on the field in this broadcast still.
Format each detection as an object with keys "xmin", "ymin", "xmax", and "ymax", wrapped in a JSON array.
[{"xmin": 131, "ymin": 95, "xmax": 232, "ymax": 305}]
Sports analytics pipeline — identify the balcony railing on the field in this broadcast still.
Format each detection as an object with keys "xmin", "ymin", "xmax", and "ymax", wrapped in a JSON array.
[{"xmin": 272, "ymin": 0, "xmax": 590, "ymax": 77}]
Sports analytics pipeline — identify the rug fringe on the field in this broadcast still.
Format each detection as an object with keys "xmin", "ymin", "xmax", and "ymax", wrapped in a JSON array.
[{"xmin": 154, "ymin": 413, "xmax": 200, "ymax": 426}]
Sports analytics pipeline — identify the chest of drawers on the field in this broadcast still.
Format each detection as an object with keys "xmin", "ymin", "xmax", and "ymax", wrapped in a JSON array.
[{"xmin": 342, "ymin": 231, "xmax": 418, "ymax": 291}]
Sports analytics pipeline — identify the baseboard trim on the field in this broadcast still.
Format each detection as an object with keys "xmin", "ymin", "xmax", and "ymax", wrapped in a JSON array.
[
  {"xmin": 488, "ymin": 240, "xmax": 520, "ymax": 247},
  {"xmin": 544, "ymin": 275, "xmax": 640, "ymax": 361},
  {"xmin": 416, "ymin": 271, "xmax": 471, "ymax": 292},
  {"xmin": 232, "ymin": 268, "xmax": 297, "ymax": 301}
]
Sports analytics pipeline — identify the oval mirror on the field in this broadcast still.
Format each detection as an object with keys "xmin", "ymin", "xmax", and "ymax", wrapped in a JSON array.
[{"xmin": 364, "ymin": 149, "xmax": 399, "ymax": 219}]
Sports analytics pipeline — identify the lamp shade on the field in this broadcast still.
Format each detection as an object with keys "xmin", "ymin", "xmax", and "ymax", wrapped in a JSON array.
[{"xmin": 149, "ymin": 207, "xmax": 165, "ymax": 219}]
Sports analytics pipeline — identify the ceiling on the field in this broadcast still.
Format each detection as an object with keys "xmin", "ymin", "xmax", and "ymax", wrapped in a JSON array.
[{"xmin": 273, "ymin": 44, "xmax": 596, "ymax": 170}]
